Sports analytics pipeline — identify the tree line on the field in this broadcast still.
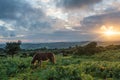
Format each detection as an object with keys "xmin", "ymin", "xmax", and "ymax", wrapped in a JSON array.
[{"xmin": 0, "ymin": 41, "xmax": 120, "ymax": 58}]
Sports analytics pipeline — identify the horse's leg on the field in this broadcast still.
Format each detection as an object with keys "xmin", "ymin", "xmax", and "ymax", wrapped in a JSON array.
[{"xmin": 38, "ymin": 60, "xmax": 42, "ymax": 68}]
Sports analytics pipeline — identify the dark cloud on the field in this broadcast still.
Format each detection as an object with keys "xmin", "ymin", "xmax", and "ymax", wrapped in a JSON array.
[
  {"xmin": 81, "ymin": 11, "xmax": 120, "ymax": 30},
  {"xmin": 0, "ymin": 0, "xmax": 29, "ymax": 19},
  {"xmin": 56, "ymin": 0, "xmax": 102, "ymax": 9},
  {"xmin": 0, "ymin": 0, "xmax": 45, "ymax": 25},
  {"xmin": 0, "ymin": 0, "xmax": 52, "ymax": 38}
]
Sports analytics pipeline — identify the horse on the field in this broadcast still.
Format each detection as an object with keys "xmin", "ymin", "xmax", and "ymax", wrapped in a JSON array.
[{"xmin": 31, "ymin": 52, "xmax": 56, "ymax": 67}]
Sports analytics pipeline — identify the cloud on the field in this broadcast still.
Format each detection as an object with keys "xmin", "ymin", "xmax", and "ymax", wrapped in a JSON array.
[
  {"xmin": 81, "ymin": 11, "xmax": 120, "ymax": 31},
  {"xmin": 21, "ymin": 30, "xmax": 96, "ymax": 42},
  {"xmin": 0, "ymin": 0, "xmax": 120, "ymax": 42},
  {"xmin": 0, "ymin": 0, "xmax": 29, "ymax": 19},
  {"xmin": 0, "ymin": 0, "xmax": 53, "ymax": 38},
  {"xmin": 56, "ymin": 0, "xmax": 102, "ymax": 9}
]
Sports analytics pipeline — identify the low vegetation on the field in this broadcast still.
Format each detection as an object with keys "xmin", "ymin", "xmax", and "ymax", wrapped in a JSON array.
[
  {"xmin": 0, "ymin": 53, "xmax": 120, "ymax": 80},
  {"xmin": 0, "ymin": 41, "xmax": 120, "ymax": 80}
]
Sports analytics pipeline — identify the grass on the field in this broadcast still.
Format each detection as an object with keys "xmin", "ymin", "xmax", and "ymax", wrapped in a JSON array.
[{"xmin": 0, "ymin": 50, "xmax": 120, "ymax": 80}]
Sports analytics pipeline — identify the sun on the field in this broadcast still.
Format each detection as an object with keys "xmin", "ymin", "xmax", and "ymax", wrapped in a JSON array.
[
  {"xmin": 104, "ymin": 29, "xmax": 116, "ymax": 36},
  {"xmin": 100, "ymin": 25, "xmax": 120, "ymax": 36},
  {"xmin": 94, "ymin": 25, "xmax": 120, "ymax": 41}
]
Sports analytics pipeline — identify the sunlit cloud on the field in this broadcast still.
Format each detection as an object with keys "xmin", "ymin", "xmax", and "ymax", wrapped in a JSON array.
[
  {"xmin": 65, "ymin": 26, "xmax": 75, "ymax": 31},
  {"xmin": 46, "ymin": 8, "xmax": 68, "ymax": 21},
  {"xmin": 41, "ymin": 0, "xmax": 50, "ymax": 3}
]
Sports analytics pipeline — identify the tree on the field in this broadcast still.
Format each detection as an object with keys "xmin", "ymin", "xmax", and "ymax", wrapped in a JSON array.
[
  {"xmin": 5, "ymin": 40, "xmax": 21, "ymax": 58},
  {"xmin": 84, "ymin": 42, "xmax": 98, "ymax": 55},
  {"xmin": 85, "ymin": 42, "xmax": 97, "ymax": 48},
  {"xmin": 73, "ymin": 46, "xmax": 84, "ymax": 55},
  {"xmin": 73, "ymin": 42, "xmax": 98, "ymax": 56}
]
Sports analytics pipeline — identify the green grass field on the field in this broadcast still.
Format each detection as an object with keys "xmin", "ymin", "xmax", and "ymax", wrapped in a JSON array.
[{"xmin": 1, "ymin": 50, "xmax": 120, "ymax": 80}]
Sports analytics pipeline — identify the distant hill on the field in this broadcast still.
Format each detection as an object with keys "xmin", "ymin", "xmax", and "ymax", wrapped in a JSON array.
[
  {"xmin": 97, "ymin": 41, "xmax": 120, "ymax": 46},
  {"xmin": 0, "ymin": 41, "xmax": 89, "ymax": 49},
  {"xmin": 0, "ymin": 41, "xmax": 120, "ymax": 49}
]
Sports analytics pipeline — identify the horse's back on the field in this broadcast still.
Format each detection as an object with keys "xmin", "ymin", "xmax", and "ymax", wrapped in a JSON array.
[
  {"xmin": 34, "ymin": 52, "xmax": 54, "ymax": 59},
  {"xmin": 46, "ymin": 52, "xmax": 54, "ymax": 57}
]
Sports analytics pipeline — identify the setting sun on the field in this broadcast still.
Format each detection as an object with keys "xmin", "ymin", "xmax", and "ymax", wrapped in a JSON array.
[
  {"xmin": 100, "ymin": 25, "xmax": 120, "ymax": 36},
  {"xmin": 104, "ymin": 29, "xmax": 117, "ymax": 36}
]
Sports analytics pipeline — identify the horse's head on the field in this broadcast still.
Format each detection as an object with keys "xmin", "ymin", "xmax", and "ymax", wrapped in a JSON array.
[
  {"xmin": 47, "ymin": 53, "xmax": 56, "ymax": 64},
  {"xmin": 31, "ymin": 52, "xmax": 38, "ymax": 64},
  {"xmin": 31, "ymin": 59, "xmax": 35, "ymax": 64},
  {"xmin": 31, "ymin": 56, "xmax": 36, "ymax": 64}
]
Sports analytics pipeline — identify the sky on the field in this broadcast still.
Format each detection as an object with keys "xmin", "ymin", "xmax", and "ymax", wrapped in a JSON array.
[{"xmin": 0, "ymin": 0, "xmax": 120, "ymax": 43}]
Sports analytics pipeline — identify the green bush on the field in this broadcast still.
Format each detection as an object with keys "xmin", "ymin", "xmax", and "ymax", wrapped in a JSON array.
[{"xmin": 93, "ymin": 50, "xmax": 120, "ymax": 61}]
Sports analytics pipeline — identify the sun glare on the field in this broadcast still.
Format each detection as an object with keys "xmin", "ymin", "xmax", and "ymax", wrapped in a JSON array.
[
  {"xmin": 100, "ymin": 25, "xmax": 120, "ymax": 36},
  {"xmin": 104, "ymin": 29, "xmax": 116, "ymax": 36}
]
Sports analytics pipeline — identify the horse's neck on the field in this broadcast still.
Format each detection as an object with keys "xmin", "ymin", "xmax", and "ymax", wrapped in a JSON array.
[{"xmin": 32, "ymin": 54, "xmax": 38, "ymax": 62}]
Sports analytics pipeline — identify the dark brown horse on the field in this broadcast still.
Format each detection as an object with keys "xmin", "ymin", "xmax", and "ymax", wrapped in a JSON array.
[{"xmin": 31, "ymin": 52, "xmax": 56, "ymax": 67}]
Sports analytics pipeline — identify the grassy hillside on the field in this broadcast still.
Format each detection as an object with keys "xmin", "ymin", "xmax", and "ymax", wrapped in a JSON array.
[{"xmin": 1, "ymin": 51, "xmax": 120, "ymax": 80}]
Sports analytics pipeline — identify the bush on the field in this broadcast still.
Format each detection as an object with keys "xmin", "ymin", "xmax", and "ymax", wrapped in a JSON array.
[{"xmin": 93, "ymin": 50, "xmax": 120, "ymax": 61}]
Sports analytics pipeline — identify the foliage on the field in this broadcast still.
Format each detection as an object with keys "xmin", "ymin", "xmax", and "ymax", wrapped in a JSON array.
[
  {"xmin": 73, "ymin": 41, "xmax": 120, "ymax": 56},
  {"xmin": 2, "ymin": 41, "xmax": 120, "ymax": 80},
  {"xmin": 73, "ymin": 42, "xmax": 99, "ymax": 55},
  {"xmin": 0, "ymin": 51, "xmax": 120, "ymax": 80},
  {"xmin": 5, "ymin": 40, "xmax": 21, "ymax": 58},
  {"xmin": 93, "ymin": 50, "xmax": 120, "ymax": 61}
]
